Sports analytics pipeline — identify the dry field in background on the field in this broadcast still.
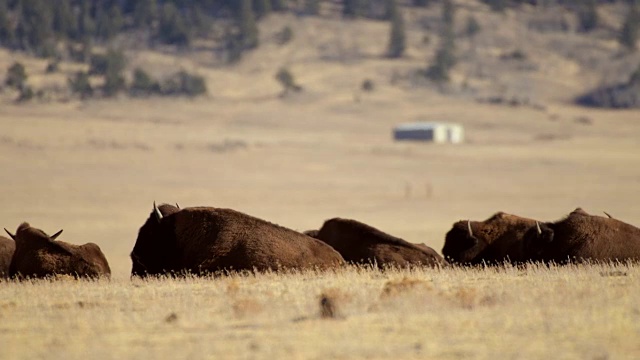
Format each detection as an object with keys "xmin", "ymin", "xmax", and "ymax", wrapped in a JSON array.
[
  {"xmin": 0, "ymin": 264, "xmax": 638, "ymax": 359},
  {"xmin": 1, "ymin": 1, "xmax": 640, "ymax": 358}
]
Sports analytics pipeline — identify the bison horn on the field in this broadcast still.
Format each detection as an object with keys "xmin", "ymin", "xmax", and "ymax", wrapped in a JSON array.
[
  {"xmin": 175, "ymin": 203, "xmax": 180, "ymax": 209},
  {"xmin": 467, "ymin": 220, "xmax": 473, "ymax": 237},
  {"xmin": 603, "ymin": 211, "xmax": 612, "ymax": 219},
  {"xmin": 50, "ymin": 229, "xmax": 63, "ymax": 240},
  {"xmin": 536, "ymin": 221, "xmax": 542, "ymax": 235},
  {"xmin": 153, "ymin": 201, "xmax": 163, "ymax": 222},
  {"xmin": 4, "ymin": 228, "xmax": 15, "ymax": 240}
]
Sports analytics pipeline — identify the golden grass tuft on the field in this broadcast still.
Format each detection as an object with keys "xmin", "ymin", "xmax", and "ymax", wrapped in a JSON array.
[
  {"xmin": 232, "ymin": 298, "xmax": 263, "ymax": 318},
  {"xmin": 380, "ymin": 277, "xmax": 432, "ymax": 299}
]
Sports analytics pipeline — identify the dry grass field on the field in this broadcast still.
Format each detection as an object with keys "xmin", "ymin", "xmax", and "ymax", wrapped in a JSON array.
[
  {"xmin": 0, "ymin": 265, "xmax": 639, "ymax": 359},
  {"xmin": 1, "ymin": 1, "xmax": 640, "ymax": 358}
]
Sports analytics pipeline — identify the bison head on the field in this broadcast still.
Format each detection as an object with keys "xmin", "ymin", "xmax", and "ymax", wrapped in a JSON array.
[
  {"xmin": 442, "ymin": 220, "xmax": 487, "ymax": 264},
  {"xmin": 130, "ymin": 202, "xmax": 181, "ymax": 277},
  {"xmin": 522, "ymin": 221, "xmax": 554, "ymax": 259},
  {"xmin": 442, "ymin": 212, "xmax": 539, "ymax": 264},
  {"xmin": 5, "ymin": 222, "xmax": 63, "ymax": 244}
]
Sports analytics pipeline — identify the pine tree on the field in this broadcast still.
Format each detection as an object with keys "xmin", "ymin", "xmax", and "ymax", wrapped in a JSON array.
[
  {"xmin": 413, "ymin": 0, "xmax": 430, "ymax": 6},
  {"xmin": 15, "ymin": 0, "xmax": 55, "ymax": 56},
  {"xmin": 52, "ymin": 0, "xmax": 78, "ymax": 39},
  {"xmin": 271, "ymin": 0, "xmax": 288, "ymax": 11},
  {"xmin": 96, "ymin": 5, "xmax": 124, "ymax": 41},
  {"xmin": 134, "ymin": 0, "xmax": 158, "ymax": 28},
  {"xmin": 305, "ymin": 0, "xmax": 320, "ymax": 15},
  {"xmin": 482, "ymin": 0, "xmax": 506, "ymax": 13},
  {"xmin": 238, "ymin": 0, "xmax": 259, "ymax": 49},
  {"xmin": 0, "ymin": 0, "xmax": 15, "ymax": 47},
  {"xmin": 78, "ymin": 0, "xmax": 96, "ymax": 38},
  {"xmin": 619, "ymin": 3, "xmax": 639, "ymax": 51},
  {"xmin": 386, "ymin": 0, "xmax": 405, "ymax": 58},
  {"xmin": 577, "ymin": 0, "xmax": 598, "ymax": 33},
  {"xmin": 253, "ymin": 0, "xmax": 271, "ymax": 19},
  {"xmin": 158, "ymin": 2, "xmax": 191, "ymax": 46},
  {"xmin": 425, "ymin": 0, "xmax": 456, "ymax": 82},
  {"xmin": 344, "ymin": 0, "xmax": 362, "ymax": 18}
]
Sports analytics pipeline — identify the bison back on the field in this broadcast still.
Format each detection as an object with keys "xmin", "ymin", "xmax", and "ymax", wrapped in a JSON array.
[{"xmin": 172, "ymin": 208, "xmax": 344, "ymax": 273}]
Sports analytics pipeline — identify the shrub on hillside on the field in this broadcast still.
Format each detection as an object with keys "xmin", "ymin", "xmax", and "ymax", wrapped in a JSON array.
[
  {"xmin": 130, "ymin": 68, "xmax": 161, "ymax": 97},
  {"xmin": 68, "ymin": 71, "xmax": 94, "ymax": 99},
  {"xmin": 89, "ymin": 49, "xmax": 126, "ymax": 76},
  {"xmin": 576, "ymin": 64, "xmax": 640, "ymax": 109},
  {"xmin": 16, "ymin": 86, "xmax": 35, "ymax": 102},
  {"xmin": 160, "ymin": 70, "xmax": 207, "ymax": 97},
  {"xmin": 361, "ymin": 79, "xmax": 375, "ymax": 92},
  {"xmin": 275, "ymin": 67, "xmax": 302, "ymax": 96},
  {"xmin": 276, "ymin": 26, "xmax": 294, "ymax": 45},
  {"xmin": 5, "ymin": 62, "xmax": 27, "ymax": 90}
]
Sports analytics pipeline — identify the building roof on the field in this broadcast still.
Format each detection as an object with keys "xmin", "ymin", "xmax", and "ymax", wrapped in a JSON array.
[{"xmin": 394, "ymin": 122, "xmax": 462, "ymax": 131}]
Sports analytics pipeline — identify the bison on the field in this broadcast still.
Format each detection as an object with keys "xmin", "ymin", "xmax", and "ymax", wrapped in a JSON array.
[
  {"xmin": 0, "ymin": 236, "xmax": 15, "ymax": 278},
  {"xmin": 4, "ymin": 223, "xmax": 111, "ymax": 279},
  {"xmin": 130, "ymin": 203, "xmax": 345, "ymax": 277},
  {"xmin": 442, "ymin": 212, "xmax": 540, "ymax": 264},
  {"xmin": 523, "ymin": 208, "xmax": 640, "ymax": 263},
  {"xmin": 305, "ymin": 218, "xmax": 445, "ymax": 268}
]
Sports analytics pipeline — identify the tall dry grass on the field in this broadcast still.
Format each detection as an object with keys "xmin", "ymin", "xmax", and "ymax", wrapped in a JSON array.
[{"xmin": 0, "ymin": 264, "xmax": 637, "ymax": 359}]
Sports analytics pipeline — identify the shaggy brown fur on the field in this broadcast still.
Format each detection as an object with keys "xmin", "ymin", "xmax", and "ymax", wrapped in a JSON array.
[
  {"xmin": 442, "ymin": 212, "xmax": 540, "ymax": 264},
  {"xmin": 6, "ymin": 223, "xmax": 111, "ymax": 279},
  {"xmin": 523, "ymin": 208, "xmax": 640, "ymax": 263},
  {"xmin": 309, "ymin": 218, "xmax": 445, "ymax": 269},
  {"xmin": 130, "ymin": 204, "xmax": 345, "ymax": 277},
  {"xmin": 0, "ymin": 236, "xmax": 15, "ymax": 278}
]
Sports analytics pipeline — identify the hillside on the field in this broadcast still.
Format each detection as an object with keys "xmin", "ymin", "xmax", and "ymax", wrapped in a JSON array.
[{"xmin": 1, "ymin": 1, "xmax": 639, "ymax": 105}]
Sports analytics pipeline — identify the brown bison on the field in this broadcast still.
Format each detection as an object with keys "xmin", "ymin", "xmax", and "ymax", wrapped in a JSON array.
[
  {"xmin": 442, "ymin": 212, "xmax": 540, "ymax": 264},
  {"xmin": 305, "ymin": 218, "xmax": 445, "ymax": 268},
  {"xmin": 0, "ymin": 236, "xmax": 15, "ymax": 278},
  {"xmin": 130, "ymin": 203, "xmax": 345, "ymax": 277},
  {"xmin": 4, "ymin": 223, "xmax": 111, "ymax": 279},
  {"xmin": 523, "ymin": 208, "xmax": 640, "ymax": 263}
]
